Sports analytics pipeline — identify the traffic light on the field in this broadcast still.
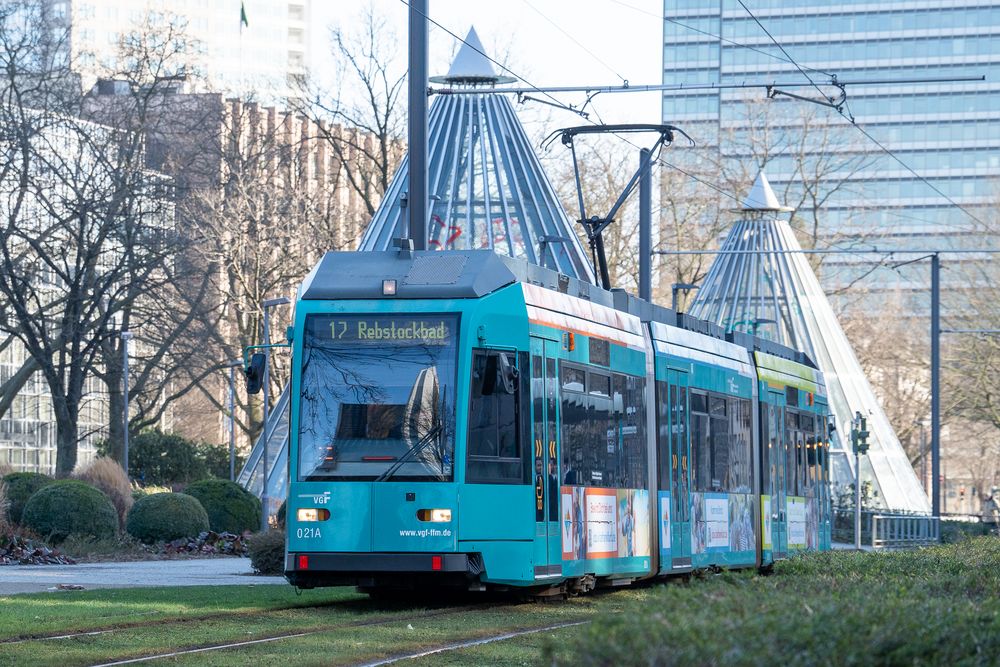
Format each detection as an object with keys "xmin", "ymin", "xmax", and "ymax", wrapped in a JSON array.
[{"xmin": 853, "ymin": 416, "xmax": 870, "ymax": 455}]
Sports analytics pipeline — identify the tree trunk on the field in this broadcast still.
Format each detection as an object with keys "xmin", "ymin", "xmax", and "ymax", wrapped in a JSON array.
[
  {"xmin": 54, "ymin": 404, "xmax": 79, "ymax": 477},
  {"xmin": 106, "ymin": 377, "xmax": 125, "ymax": 464}
]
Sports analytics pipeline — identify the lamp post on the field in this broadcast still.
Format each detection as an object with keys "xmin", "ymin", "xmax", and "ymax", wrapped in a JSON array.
[
  {"xmin": 226, "ymin": 358, "xmax": 243, "ymax": 482},
  {"xmin": 260, "ymin": 296, "xmax": 290, "ymax": 529},
  {"xmin": 671, "ymin": 283, "xmax": 699, "ymax": 312},
  {"xmin": 120, "ymin": 331, "xmax": 133, "ymax": 478}
]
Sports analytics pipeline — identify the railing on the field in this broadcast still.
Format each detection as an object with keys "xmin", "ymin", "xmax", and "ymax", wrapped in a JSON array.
[
  {"xmin": 832, "ymin": 507, "xmax": 941, "ymax": 549},
  {"xmin": 870, "ymin": 514, "xmax": 940, "ymax": 549}
]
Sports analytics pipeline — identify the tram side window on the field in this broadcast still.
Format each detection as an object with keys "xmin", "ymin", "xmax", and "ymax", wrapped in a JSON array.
[
  {"xmin": 560, "ymin": 363, "xmax": 646, "ymax": 488},
  {"xmin": 690, "ymin": 392, "xmax": 711, "ymax": 492},
  {"xmin": 467, "ymin": 349, "xmax": 524, "ymax": 484},
  {"xmin": 656, "ymin": 382, "xmax": 671, "ymax": 489},
  {"xmin": 802, "ymin": 412, "xmax": 818, "ymax": 490},
  {"xmin": 785, "ymin": 409, "xmax": 800, "ymax": 496},
  {"xmin": 728, "ymin": 398, "xmax": 753, "ymax": 493},
  {"xmin": 614, "ymin": 373, "xmax": 647, "ymax": 489}
]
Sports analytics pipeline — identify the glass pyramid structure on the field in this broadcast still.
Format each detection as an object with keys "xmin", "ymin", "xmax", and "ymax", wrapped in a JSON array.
[
  {"xmin": 359, "ymin": 28, "xmax": 595, "ymax": 282},
  {"xmin": 687, "ymin": 172, "xmax": 930, "ymax": 513}
]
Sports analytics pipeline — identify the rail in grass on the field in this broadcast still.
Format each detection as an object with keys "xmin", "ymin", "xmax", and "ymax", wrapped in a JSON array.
[{"xmin": 268, "ymin": 250, "xmax": 832, "ymax": 593}]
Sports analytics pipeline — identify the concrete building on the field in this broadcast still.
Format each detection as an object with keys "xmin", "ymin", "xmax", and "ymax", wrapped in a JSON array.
[{"xmin": 47, "ymin": 0, "xmax": 311, "ymax": 100}]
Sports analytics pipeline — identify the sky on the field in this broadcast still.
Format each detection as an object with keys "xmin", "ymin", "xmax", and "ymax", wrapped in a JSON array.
[{"xmin": 309, "ymin": 0, "xmax": 664, "ymax": 127}]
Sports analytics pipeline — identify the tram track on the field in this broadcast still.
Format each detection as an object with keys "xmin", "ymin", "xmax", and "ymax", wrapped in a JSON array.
[
  {"xmin": 0, "ymin": 596, "xmax": 471, "ymax": 647},
  {"xmin": 81, "ymin": 604, "xmax": 499, "ymax": 666}
]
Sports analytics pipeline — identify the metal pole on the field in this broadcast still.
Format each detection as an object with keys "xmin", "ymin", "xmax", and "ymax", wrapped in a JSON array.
[
  {"xmin": 261, "ymin": 306, "xmax": 271, "ymax": 531},
  {"xmin": 121, "ymin": 331, "xmax": 132, "ymax": 477},
  {"xmin": 639, "ymin": 148, "xmax": 651, "ymax": 302},
  {"xmin": 931, "ymin": 253, "xmax": 941, "ymax": 518},
  {"xmin": 228, "ymin": 363, "xmax": 236, "ymax": 482},
  {"xmin": 262, "ymin": 307, "xmax": 271, "ymax": 432},
  {"xmin": 407, "ymin": 0, "xmax": 428, "ymax": 251},
  {"xmin": 855, "ymin": 450, "xmax": 861, "ymax": 550},
  {"xmin": 920, "ymin": 424, "xmax": 927, "ymax": 497}
]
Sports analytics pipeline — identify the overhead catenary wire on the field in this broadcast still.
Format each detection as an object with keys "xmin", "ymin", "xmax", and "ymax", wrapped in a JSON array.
[
  {"xmin": 520, "ymin": 0, "xmax": 629, "ymax": 86},
  {"xmin": 736, "ymin": 0, "xmax": 830, "ymax": 103},
  {"xmin": 403, "ymin": 0, "xmax": 988, "ymax": 245},
  {"xmin": 736, "ymin": 2, "xmax": 987, "ymax": 228},
  {"xmin": 396, "ymin": 0, "xmax": 589, "ymax": 119},
  {"xmin": 607, "ymin": 0, "xmax": 835, "ymax": 78}
]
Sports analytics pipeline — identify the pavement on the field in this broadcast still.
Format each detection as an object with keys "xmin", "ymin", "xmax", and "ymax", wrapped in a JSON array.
[{"xmin": 0, "ymin": 557, "xmax": 287, "ymax": 595}]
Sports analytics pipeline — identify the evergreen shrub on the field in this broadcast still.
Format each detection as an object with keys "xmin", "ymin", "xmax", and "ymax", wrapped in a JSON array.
[
  {"xmin": 183, "ymin": 479, "xmax": 261, "ymax": 534},
  {"xmin": 21, "ymin": 480, "xmax": 118, "ymax": 542},
  {"xmin": 125, "ymin": 492, "xmax": 210, "ymax": 543}
]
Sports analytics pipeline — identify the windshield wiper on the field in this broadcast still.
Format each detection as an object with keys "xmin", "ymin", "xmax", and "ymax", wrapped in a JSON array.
[{"xmin": 373, "ymin": 423, "xmax": 443, "ymax": 483}]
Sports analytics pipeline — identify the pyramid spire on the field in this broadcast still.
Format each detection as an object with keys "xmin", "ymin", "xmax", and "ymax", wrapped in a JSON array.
[
  {"xmin": 688, "ymin": 176, "xmax": 930, "ymax": 513},
  {"xmin": 741, "ymin": 170, "xmax": 793, "ymax": 212},
  {"xmin": 361, "ymin": 30, "xmax": 593, "ymax": 281},
  {"xmin": 430, "ymin": 27, "xmax": 516, "ymax": 86}
]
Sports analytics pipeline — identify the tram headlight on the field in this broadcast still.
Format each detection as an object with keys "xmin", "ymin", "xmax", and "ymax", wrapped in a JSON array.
[
  {"xmin": 297, "ymin": 508, "xmax": 330, "ymax": 522},
  {"xmin": 417, "ymin": 508, "xmax": 452, "ymax": 523}
]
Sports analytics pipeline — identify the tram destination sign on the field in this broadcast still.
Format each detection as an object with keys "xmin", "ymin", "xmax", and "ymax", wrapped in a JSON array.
[{"xmin": 307, "ymin": 314, "xmax": 455, "ymax": 346}]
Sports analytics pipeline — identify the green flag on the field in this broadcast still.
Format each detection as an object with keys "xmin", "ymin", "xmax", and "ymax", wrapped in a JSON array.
[{"xmin": 240, "ymin": 2, "xmax": 249, "ymax": 28}]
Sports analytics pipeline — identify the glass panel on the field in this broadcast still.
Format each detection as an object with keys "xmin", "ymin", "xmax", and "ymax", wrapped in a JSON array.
[{"xmin": 298, "ymin": 314, "xmax": 458, "ymax": 481}]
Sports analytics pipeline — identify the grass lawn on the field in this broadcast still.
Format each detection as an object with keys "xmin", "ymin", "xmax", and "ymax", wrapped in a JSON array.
[{"xmin": 1, "ymin": 538, "xmax": 997, "ymax": 666}]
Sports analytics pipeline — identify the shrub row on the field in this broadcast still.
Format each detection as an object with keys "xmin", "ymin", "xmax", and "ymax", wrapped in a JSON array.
[{"xmin": 5, "ymin": 468, "xmax": 261, "ymax": 545}]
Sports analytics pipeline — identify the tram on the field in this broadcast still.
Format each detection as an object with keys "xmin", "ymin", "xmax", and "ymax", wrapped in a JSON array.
[{"xmin": 269, "ymin": 248, "xmax": 831, "ymax": 593}]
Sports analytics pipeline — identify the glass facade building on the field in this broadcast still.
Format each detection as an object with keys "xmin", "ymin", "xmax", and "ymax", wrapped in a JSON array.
[{"xmin": 662, "ymin": 0, "xmax": 998, "ymax": 264}]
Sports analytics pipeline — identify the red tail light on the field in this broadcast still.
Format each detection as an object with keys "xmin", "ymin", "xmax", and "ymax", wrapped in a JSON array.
[
  {"xmin": 431, "ymin": 555, "xmax": 442, "ymax": 571},
  {"xmin": 298, "ymin": 555, "xmax": 309, "ymax": 570}
]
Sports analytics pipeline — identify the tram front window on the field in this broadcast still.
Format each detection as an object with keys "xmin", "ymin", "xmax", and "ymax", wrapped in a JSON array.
[{"xmin": 298, "ymin": 314, "xmax": 458, "ymax": 481}]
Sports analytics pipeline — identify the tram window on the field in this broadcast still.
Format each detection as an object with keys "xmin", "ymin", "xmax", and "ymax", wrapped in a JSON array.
[
  {"xmin": 560, "ymin": 363, "xmax": 645, "ymax": 488},
  {"xmin": 467, "ymin": 349, "xmax": 523, "ymax": 484},
  {"xmin": 589, "ymin": 338, "xmax": 610, "ymax": 366},
  {"xmin": 727, "ymin": 398, "xmax": 753, "ymax": 493},
  {"xmin": 709, "ymin": 404, "xmax": 728, "ymax": 491},
  {"xmin": 561, "ymin": 366, "xmax": 585, "ymax": 393},
  {"xmin": 656, "ymin": 382, "xmax": 671, "ymax": 488},
  {"xmin": 690, "ymin": 391, "xmax": 711, "ymax": 492},
  {"xmin": 709, "ymin": 396, "xmax": 726, "ymax": 418},
  {"xmin": 614, "ymin": 373, "xmax": 647, "ymax": 489}
]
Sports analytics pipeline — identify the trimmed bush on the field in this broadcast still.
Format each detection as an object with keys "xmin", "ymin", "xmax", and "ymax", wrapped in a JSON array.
[
  {"xmin": 21, "ymin": 480, "xmax": 118, "ymax": 542},
  {"xmin": 74, "ymin": 458, "xmax": 133, "ymax": 527},
  {"xmin": 3, "ymin": 472, "xmax": 54, "ymax": 524},
  {"xmin": 125, "ymin": 492, "xmax": 210, "ymax": 543},
  {"xmin": 129, "ymin": 431, "xmax": 207, "ymax": 485},
  {"xmin": 248, "ymin": 529, "xmax": 285, "ymax": 575},
  {"xmin": 183, "ymin": 479, "xmax": 261, "ymax": 534}
]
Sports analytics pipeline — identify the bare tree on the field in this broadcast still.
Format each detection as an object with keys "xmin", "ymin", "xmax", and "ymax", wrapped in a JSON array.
[
  {"xmin": 297, "ymin": 6, "xmax": 406, "ymax": 233},
  {"xmin": 187, "ymin": 99, "xmax": 348, "ymax": 441},
  {"xmin": 0, "ymin": 2, "xmax": 190, "ymax": 474}
]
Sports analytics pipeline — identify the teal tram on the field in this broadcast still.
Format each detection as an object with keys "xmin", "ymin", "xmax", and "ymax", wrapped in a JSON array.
[{"xmin": 278, "ymin": 249, "xmax": 832, "ymax": 593}]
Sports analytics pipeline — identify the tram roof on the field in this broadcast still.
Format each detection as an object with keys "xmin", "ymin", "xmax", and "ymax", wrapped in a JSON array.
[{"xmin": 300, "ymin": 249, "xmax": 816, "ymax": 372}]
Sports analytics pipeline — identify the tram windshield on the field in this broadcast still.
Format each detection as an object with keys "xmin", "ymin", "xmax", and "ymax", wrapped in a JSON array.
[{"xmin": 298, "ymin": 314, "xmax": 458, "ymax": 481}]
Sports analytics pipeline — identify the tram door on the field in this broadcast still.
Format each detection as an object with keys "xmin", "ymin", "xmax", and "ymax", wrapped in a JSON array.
[
  {"xmin": 768, "ymin": 392, "xmax": 789, "ymax": 558},
  {"xmin": 530, "ymin": 337, "xmax": 562, "ymax": 579},
  {"xmin": 668, "ymin": 370, "xmax": 692, "ymax": 568}
]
